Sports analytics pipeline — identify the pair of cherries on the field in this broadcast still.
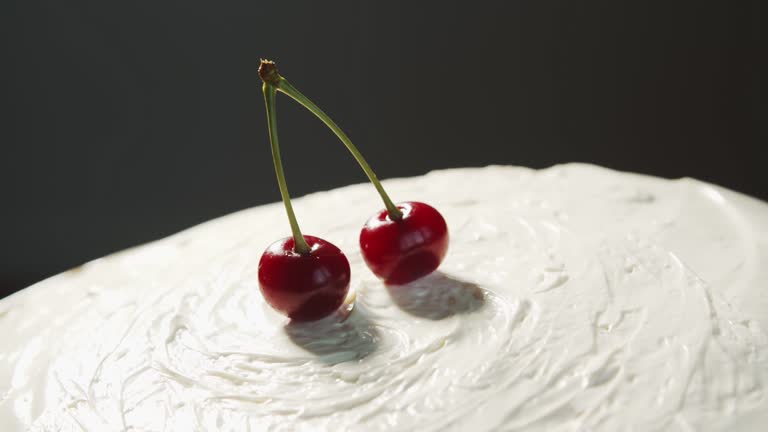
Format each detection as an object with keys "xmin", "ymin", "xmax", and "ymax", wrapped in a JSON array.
[{"xmin": 256, "ymin": 60, "xmax": 449, "ymax": 321}]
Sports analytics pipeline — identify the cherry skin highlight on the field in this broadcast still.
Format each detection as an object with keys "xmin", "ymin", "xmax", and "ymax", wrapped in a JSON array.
[
  {"xmin": 258, "ymin": 235, "xmax": 351, "ymax": 321},
  {"xmin": 360, "ymin": 201, "xmax": 449, "ymax": 285}
]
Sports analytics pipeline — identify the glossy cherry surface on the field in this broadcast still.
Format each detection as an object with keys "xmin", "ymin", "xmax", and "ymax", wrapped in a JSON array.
[
  {"xmin": 258, "ymin": 235, "xmax": 351, "ymax": 321},
  {"xmin": 360, "ymin": 201, "xmax": 449, "ymax": 285}
]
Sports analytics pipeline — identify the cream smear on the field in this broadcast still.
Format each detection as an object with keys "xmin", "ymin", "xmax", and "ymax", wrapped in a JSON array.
[{"xmin": 1, "ymin": 164, "xmax": 766, "ymax": 431}]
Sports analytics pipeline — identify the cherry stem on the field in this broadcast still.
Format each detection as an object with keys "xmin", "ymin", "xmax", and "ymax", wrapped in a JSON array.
[
  {"xmin": 262, "ymin": 82, "xmax": 311, "ymax": 255},
  {"xmin": 259, "ymin": 60, "xmax": 403, "ymax": 220}
]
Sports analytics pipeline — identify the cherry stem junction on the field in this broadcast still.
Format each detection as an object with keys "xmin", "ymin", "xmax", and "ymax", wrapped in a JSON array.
[
  {"xmin": 262, "ymin": 82, "xmax": 311, "ymax": 254},
  {"xmin": 259, "ymin": 60, "xmax": 403, "ymax": 221}
]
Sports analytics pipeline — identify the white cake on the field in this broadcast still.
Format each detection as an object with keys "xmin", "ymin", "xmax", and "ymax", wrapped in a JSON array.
[{"xmin": 1, "ymin": 164, "xmax": 767, "ymax": 431}]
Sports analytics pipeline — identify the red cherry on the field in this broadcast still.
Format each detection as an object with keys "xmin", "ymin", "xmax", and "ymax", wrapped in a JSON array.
[
  {"xmin": 360, "ymin": 201, "xmax": 449, "ymax": 285},
  {"xmin": 258, "ymin": 235, "xmax": 351, "ymax": 321},
  {"xmin": 259, "ymin": 61, "xmax": 447, "ymax": 289}
]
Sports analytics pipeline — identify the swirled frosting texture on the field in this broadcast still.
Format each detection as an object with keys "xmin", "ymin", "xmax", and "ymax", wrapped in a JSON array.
[{"xmin": 1, "ymin": 165, "xmax": 767, "ymax": 431}]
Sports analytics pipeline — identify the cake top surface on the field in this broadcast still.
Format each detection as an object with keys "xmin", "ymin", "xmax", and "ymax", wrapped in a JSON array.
[{"xmin": 1, "ymin": 164, "xmax": 767, "ymax": 431}]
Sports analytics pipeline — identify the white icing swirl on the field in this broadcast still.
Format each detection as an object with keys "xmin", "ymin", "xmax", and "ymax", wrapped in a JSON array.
[{"xmin": 1, "ymin": 164, "xmax": 767, "ymax": 431}]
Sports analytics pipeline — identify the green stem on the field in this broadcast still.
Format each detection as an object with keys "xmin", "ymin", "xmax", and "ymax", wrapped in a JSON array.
[
  {"xmin": 276, "ymin": 78, "xmax": 403, "ymax": 220},
  {"xmin": 263, "ymin": 83, "xmax": 311, "ymax": 254}
]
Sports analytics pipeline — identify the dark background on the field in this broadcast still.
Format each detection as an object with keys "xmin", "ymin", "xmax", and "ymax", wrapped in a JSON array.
[{"xmin": 2, "ymin": 1, "xmax": 766, "ymax": 297}]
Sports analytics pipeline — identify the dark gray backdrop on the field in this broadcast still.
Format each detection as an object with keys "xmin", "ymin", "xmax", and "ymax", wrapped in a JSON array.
[{"xmin": 2, "ymin": 1, "xmax": 766, "ymax": 297}]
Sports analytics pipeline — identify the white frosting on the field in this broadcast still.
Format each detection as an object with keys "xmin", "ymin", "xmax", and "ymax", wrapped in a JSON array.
[{"xmin": 1, "ymin": 164, "xmax": 767, "ymax": 431}]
